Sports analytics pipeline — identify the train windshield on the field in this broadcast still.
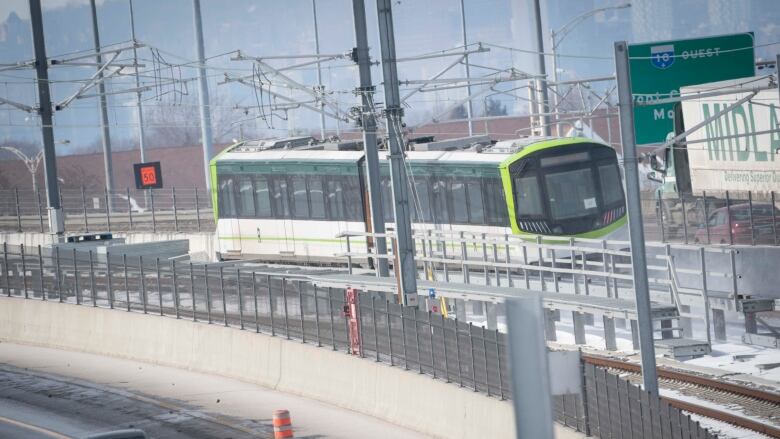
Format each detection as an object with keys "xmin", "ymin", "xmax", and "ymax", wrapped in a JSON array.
[{"xmin": 510, "ymin": 143, "xmax": 625, "ymax": 235}]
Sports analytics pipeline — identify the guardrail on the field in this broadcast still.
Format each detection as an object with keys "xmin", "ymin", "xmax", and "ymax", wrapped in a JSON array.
[
  {"xmin": 0, "ymin": 242, "xmax": 720, "ymax": 438},
  {"xmin": 0, "ymin": 187, "xmax": 215, "ymax": 233}
]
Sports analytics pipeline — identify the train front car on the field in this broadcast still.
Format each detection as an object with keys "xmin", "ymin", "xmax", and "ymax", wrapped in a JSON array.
[{"xmin": 499, "ymin": 138, "xmax": 627, "ymax": 241}]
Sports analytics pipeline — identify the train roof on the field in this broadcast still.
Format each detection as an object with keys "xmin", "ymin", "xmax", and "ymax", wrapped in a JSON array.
[{"xmin": 212, "ymin": 136, "xmax": 606, "ymax": 166}]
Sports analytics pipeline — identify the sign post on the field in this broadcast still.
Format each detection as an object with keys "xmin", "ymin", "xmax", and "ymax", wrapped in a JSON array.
[{"xmin": 629, "ymin": 33, "xmax": 755, "ymax": 145}]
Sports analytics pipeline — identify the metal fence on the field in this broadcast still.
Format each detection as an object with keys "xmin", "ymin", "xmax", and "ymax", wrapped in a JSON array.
[
  {"xmin": 0, "ymin": 187, "xmax": 215, "ymax": 233},
  {"xmin": 3, "ymin": 186, "xmax": 779, "ymax": 249},
  {"xmin": 644, "ymin": 191, "xmax": 780, "ymax": 246},
  {"xmin": 0, "ymin": 242, "xmax": 720, "ymax": 438}
]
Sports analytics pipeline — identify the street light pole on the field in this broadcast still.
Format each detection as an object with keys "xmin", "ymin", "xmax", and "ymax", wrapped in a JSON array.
[
  {"xmin": 458, "ymin": 0, "xmax": 474, "ymax": 136},
  {"xmin": 312, "ymin": 0, "xmax": 327, "ymax": 140},
  {"xmin": 550, "ymin": 3, "xmax": 631, "ymax": 137},
  {"xmin": 192, "ymin": 0, "xmax": 215, "ymax": 192},
  {"xmin": 0, "ymin": 146, "xmax": 43, "ymax": 194},
  {"xmin": 531, "ymin": 0, "xmax": 551, "ymax": 136}
]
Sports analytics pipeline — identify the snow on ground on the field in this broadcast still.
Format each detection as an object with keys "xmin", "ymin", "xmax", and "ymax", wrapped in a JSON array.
[{"xmin": 684, "ymin": 343, "xmax": 780, "ymax": 383}]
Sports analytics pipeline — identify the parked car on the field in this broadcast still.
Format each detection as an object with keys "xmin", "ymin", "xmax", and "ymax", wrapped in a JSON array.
[{"xmin": 694, "ymin": 203, "xmax": 780, "ymax": 244}]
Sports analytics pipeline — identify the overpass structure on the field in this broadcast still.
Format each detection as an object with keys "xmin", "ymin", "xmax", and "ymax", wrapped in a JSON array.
[{"xmin": 1, "ymin": 236, "xmax": 768, "ymax": 438}]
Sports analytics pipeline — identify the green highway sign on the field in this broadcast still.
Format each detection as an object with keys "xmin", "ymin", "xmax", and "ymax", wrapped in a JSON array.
[{"xmin": 628, "ymin": 33, "xmax": 755, "ymax": 145}]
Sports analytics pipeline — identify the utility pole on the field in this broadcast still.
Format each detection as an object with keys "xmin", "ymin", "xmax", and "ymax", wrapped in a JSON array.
[
  {"xmin": 129, "ymin": 0, "xmax": 146, "ymax": 163},
  {"xmin": 458, "ymin": 0, "xmax": 474, "ymax": 136},
  {"xmin": 532, "ymin": 0, "xmax": 551, "ymax": 136},
  {"xmin": 376, "ymin": 0, "xmax": 418, "ymax": 307},
  {"xmin": 192, "ymin": 0, "xmax": 214, "ymax": 192},
  {"xmin": 352, "ymin": 0, "xmax": 389, "ymax": 278},
  {"xmin": 89, "ymin": 0, "xmax": 115, "ymax": 209},
  {"xmin": 28, "ymin": 0, "xmax": 63, "ymax": 236},
  {"xmin": 614, "ymin": 41, "xmax": 658, "ymax": 397},
  {"xmin": 312, "ymin": 0, "xmax": 327, "ymax": 140}
]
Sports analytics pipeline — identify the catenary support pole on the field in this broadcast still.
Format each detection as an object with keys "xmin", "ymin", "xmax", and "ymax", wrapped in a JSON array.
[
  {"xmin": 614, "ymin": 41, "xmax": 658, "ymax": 397},
  {"xmin": 89, "ymin": 0, "xmax": 115, "ymax": 210},
  {"xmin": 128, "ymin": 0, "xmax": 149, "ymax": 208},
  {"xmin": 192, "ymin": 0, "xmax": 214, "ymax": 192},
  {"xmin": 506, "ymin": 295, "xmax": 554, "ymax": 438},
  {"xmin": 28, "ymin": 0, "xmax": 64, "ymax": 236},
  {"xmin": 458, "ymin": 0, "xmax": 474, "ymax": 136},
  {"xmin": 351, "ymin": 0, "xmax": 389, "ymax": 278},
  {"xmin": 532, "ymin": 0, "xmax": 551, "ymax": 136},
  {"xmin": 312, "ymin": 0, "xmax": 326, "ymax": 139},
  {"xmin": 375, "ymin": 0, "xmax": 418, "ymax": 306}
]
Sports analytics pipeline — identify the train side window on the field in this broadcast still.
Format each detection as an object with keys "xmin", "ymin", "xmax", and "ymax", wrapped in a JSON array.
[
  {"xmin": 450, "ymin": 181, "xmax": 469, "ymax": 223},
  {"xmin": 344, "ymin": 176, "xmax": 362, "ymax": 221},
  {"xmin": 218, "ymin": 176, "xmax": 236, "ymax": 218},
  {"xmin": 326, "ymin": 179, "xmax": 345, "ymax": 220},
  {"xmin": 271, "ymin": 177, "xmax": 290, "ymax": 218},
  {"xmin": 381, "ymin": 177, "xmax": 394, "ymax": 222},
  {"xmin": 483, "ymin": 178, "xmax": 508, "ymax": 226},
  {"xmin": 309, "ymin": 177, "xmax": 326, "ymax": 219},
  {"xmin": 292, "ymin": 176, "xmax": 310, "ymax": 219},
  {"xmin": 466, "ymin": 180, "xmax": 484, "ymax": 224},
  {"xmin": 431, "ymin": 178, "xmax": 449, "ymax": 224},
  {"xmin": 254, "ymin": 176, "xmax": 272, "ymax": 218},
  {"xmin": 412, "ymin": 179, "xmax": 432, "ymax": 222},
  {"xmin": 238, "ymin": 177, "xmax": 255, "ymax": 217}
]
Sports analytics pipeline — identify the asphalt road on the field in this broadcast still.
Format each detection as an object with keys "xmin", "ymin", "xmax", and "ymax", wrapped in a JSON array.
[{"xmin": 0, "ymin": 365, "xmax": 267, "ymax": 439}]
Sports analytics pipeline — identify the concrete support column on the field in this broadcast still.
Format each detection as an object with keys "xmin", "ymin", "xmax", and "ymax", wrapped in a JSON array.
[
  {"xmin": 680, "ymin": 305, "xmax": 693, "ymax": 337},
  {"xmin": 661, "ymin": 319, "xmax": 674, "ymax": 339},
  {"xmin": 630, "ymin": 320, "xmax": 640, "ymax": 351},
  {"xmin": 572, "ymin": 311, "xmax": 586, "ymax": 345},
  {"xmin": 713, "ymin": 308, "xmax": 727, "ymax": 341},
  {"xmin": 603, "ymin": 316, "xmax": 617, "ymax": 351},
  {"xmin": 486, "ymin": 302, "xmax": 497, "ymax": 331},
  {"xmin": 745, "ymin": 312, "xmax": 758, "ymax": 335},
  {"xmin": 455, "ymin": 299, "xmax": 467, "ymax": 322},
  {"xmin": 544, "ymin": 309, "xmax": 557, "ymax": 342}
]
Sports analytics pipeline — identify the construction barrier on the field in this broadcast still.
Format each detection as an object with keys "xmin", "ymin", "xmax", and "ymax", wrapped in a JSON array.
[{"xmin": 273, "ymin": 409, "xmax": 294, "ymax": 438}]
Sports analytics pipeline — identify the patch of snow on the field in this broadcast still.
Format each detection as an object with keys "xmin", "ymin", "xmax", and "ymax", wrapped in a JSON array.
[{"xmin": 684, "ymin": 343, "xmax": 780, "ymax": 383}]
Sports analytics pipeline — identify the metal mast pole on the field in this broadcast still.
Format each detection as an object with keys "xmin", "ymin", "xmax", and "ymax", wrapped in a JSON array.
[
  {"xmin": 129, "ymin": 0, "xmax": 146, "ymax": 163},
  {"xmin": 376, "ymin": 0, "xmax": 419, "ymax": 307},
  {"xmin": 312, "ymin": 0, "xmax": 326, "ymax": 140},
  {"xmin": 458, "ymin": 0, "xmax": 474, "ymax": 136},
  {"xmin": 192, "ymin": 0, "xmax": 214, "ymax": 192},
  {"xmin": 352, "ymin": 0, "xmax": 389, "ymax": 278},
  {"xmin": 532, "ymin": 0, "xmax": 551, "ymax": 136},
  {"xmin": 614, "ymin": 41, "xmax": 658, "ymax": 397},
  {"xmin": 28, "ymin": 0, "xmax": 63, "ymax": 236},
  {"xmin": 550, "ymin": 30, "xmax": 560, "ymax": 136},
  {"xmin": 89, "ymin": 0, "xmax": 115, "ymax": 208}
]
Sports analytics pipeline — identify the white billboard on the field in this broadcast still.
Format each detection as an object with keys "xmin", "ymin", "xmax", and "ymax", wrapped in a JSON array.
[{"xmin": 681, "ymin": 78, "xmax": 780, "ymax": 194}]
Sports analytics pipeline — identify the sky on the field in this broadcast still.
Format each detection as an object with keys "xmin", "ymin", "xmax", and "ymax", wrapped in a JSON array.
[{"xmin": 0, "ymin": 0, "xmax": 779, "ymax": 155}]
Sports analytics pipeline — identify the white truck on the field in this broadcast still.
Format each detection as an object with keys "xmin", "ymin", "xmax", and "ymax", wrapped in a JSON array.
[{"xmin": 649, "ymin": 76, "xmax": 780, "ymax": 241}]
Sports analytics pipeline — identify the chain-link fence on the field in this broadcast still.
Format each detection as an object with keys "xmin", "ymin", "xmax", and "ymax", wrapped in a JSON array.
[
  {"xmin": 0, "ymin": 242, "xmax": 722, "ymax": 438},
  {"xmin": 0, "ymin": 187, "xmax": 214, "ymax": 233}
]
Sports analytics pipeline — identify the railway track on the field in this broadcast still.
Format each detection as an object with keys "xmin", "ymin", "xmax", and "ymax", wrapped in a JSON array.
[{"xmin": 582, "ymin": 354, "xmax": 780, "ymax": 438}]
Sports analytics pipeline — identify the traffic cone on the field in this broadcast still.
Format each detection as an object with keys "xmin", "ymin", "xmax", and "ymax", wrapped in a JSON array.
[{"xmin": 273, "ymin": 409, "xmax": 294, "ymax": 438}]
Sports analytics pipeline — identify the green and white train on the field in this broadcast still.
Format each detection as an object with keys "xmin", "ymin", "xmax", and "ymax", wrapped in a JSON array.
[{"xmin": 210, "ymin": 136, "xmax": 627, "ymax": 262}]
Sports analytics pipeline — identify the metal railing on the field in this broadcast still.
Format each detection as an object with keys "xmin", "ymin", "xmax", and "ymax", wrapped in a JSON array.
[
  {"xmin": 645, "ymin": 191, "xmax": 780, "ymax": 246},
  {"xmin": 0, "ymin": 242, "xmax": 720, "ymax": 438},
  {"xmin": 0, "ymin": 187, "xmax": 215, "ymax": 233}
]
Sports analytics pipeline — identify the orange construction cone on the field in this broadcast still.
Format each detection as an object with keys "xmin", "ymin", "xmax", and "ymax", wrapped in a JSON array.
[{"xmin": 273, "ymin": 409, "xmax": 294, "ymax": 438}]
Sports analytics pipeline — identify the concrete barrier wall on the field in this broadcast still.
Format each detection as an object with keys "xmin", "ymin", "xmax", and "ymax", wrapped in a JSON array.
[
  {"xmin": 0, "ymin": 232, "xmax": 218, "ymax": 261},
  {"xmin": 0, "ymin": 298, "xmax": 515, "ymax": 439}
]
